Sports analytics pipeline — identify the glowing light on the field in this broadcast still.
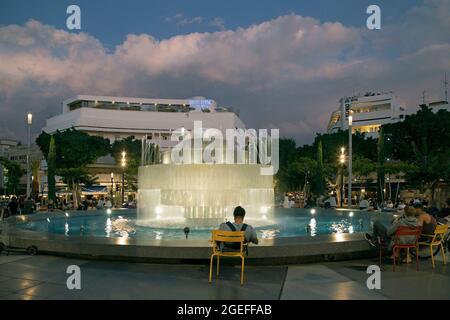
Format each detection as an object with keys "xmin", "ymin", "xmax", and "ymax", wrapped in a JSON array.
[
  {"xmin": 260, "ymin": 206, "xmax": 268, "ymax": 214},
  {"xmin": 64, "ymin": 222, "xmax": 69, "ymax": 236},
  {"xmin": 46, "ymin": 218, "xmax": 50, "ymax": 223},
  {"xmin": 106, "ymin": 208, "xmax": 112, "ymax": 214},
  {"xmin": 310, "ymin": 209, "xmax": 316, "ymax": 215},
  {"xmin": 27, "ymin": 113, "xmax": 32, "ymax": 125},
  {"xmin": 348, "ymin": 115, "xmax": 353, "ymax": 126},
  {"xmin": 361, "ymin": 189, "xmax": 366, "ymax": 193},
  {"xmin": 349, "ymin": 211, "xmax": 354, "ymax": 217},
  {"xmin": 65, "ymin": 212, "xmax": 69, "ymax": 217},
  {"xmin": 155, "ymin": 206, "xmax": 163, "ymax": 219}
]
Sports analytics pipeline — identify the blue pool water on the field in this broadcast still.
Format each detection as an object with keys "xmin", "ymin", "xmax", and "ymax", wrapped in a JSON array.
[{"xmin": 14, "ymin": 208, "xmax": 394, "ymax": 240}]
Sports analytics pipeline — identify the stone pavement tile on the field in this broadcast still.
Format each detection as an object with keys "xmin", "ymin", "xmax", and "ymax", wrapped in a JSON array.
[
  {"xmin": 46, "ymin": 265, "xmax": 286, "ymax": 300},
  {"xmin": 12, "ymin": 255, "xmax": 89, "ymax": 270},
  {"xmin": 0, "ymin": 254, "xmax": 30, "ymax": 265},
  {"xmin": 15, "ymin": 283, "xmax": 68, "ymax": 298},
  {"xmin": 0, "ymin": 278, "xmax": 41, "ymax": 292},
  {"xmin": 2, "ymin": 294, "xmax": 45, "ymax": 300},
  {"xmin": 0, "ymin": 275, "xmax": 13, "ymax": 282},
  {"xmin": 0, "ymin": 263, "xmax": 65, "ymax": 284},
  {"xmin": 376, "ymin": 273, "xmax": 450, "ymax": 299},
  {"xmin": 281, "ymin": 280, "xmax": 387, "ymax": 300},
  {"xmin": 280, "ymin": 264, "xmax": 387, "ymax": 300},
  {"xmin": 280, "ymin": 265, "xmax": 350, "ymax": 284}
]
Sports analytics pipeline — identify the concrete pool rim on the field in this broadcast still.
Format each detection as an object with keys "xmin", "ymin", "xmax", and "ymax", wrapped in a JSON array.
[{"xmin": 0, "ymin": 209, "xmax": 381, "ymax": 265}]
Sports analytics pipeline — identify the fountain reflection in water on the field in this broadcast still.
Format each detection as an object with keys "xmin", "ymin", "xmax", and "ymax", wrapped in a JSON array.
[{"xmin": 137, "ymin": 164, "xmax": 274, "ymax": 228}]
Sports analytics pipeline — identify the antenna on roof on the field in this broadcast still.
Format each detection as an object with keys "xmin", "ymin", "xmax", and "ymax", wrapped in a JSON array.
[
  {"xmin": 441, "ymin": 72, "xmax": 448, "ymax": 102},
  {"xmin": 421, "ymin": 90, "xmax": 427, "ymax": 105}
]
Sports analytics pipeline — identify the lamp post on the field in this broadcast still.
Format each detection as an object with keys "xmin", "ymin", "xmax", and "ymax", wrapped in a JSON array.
[
  {"xmin": 348, "ymin": 114, "xmax": 353, "ymax": 209},
  {"xmin": 121, "ymin": 151, "xmax": 126, "ymax": 205},
  {"xmin": 339, "ymin": 147, "xmax": 345, "ymax": 207},
  {"xmin": 26, "ymin": 113, "xmax": 32, "ymax": 199},
  {"xmin": 110, "ymin": 172, "xmax": 114, "ymax": 206}
]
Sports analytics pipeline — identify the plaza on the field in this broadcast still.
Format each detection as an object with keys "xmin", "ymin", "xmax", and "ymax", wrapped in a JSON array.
[{"xmin": 0, "ymin": 250, "xmax": 448, "ymax": 300}]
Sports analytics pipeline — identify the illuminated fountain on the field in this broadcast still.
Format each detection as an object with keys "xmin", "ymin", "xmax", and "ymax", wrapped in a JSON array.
[{"xmin": 137, "ymin": 130, "xmax": 275, "ymax": 228}]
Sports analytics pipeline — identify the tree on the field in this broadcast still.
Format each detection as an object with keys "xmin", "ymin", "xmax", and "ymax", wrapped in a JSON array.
[
  {"xmin": 111, "ymin": 137, "xmax": 142, "ymax": 192},
  {"xmin": 47, "ymin": 135, "xmax": 56, "ymax": 201},
  {"xmin": 0, "ymin": 157, "xmax": 24, "ymax": 195},
  {"xmin": 36, "ymin": 129, "xmax": 111, "ymax": 207},
  {"xmin": 31, "ymin": 159, "xmax": 41, "ymax": 198},
  {"xmin": 383, "ymin": 106, "xmax": 450, "ymax": 201},
  {"xmin": 314, "ymin": 140, "xmax": 326, "ymax": 195},
  {"xmin": 377, "ymin": 128, "xmax": 385, "ymax": 204}
]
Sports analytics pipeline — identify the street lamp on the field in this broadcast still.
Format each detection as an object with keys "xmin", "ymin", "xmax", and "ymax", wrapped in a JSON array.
[
  {"xmin": 110, "ymin": 172, "xmax": 114, "ymax": 206},
  {"xmin": 26, "ymin": 113, "xmax": 32, "ymax": 199},
  {"xmin": 348, "ymin": 113, "xmax": 353, "ymax": 209},
  {"xmin": 339, "ymin": 147, "xmax": 345, "ymax": 207},
  {"xmin": 121, "ymin": 151, "xmax": 126, "ymax": 205}
]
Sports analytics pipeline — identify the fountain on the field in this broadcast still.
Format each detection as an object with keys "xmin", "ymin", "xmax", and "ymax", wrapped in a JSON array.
[{"xmin": 137, "ymin": 136, "xmax": 274, "ymax": 227}]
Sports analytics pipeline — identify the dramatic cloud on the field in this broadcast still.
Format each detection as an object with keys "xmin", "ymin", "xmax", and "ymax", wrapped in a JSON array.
[
  {"xmin": 0, "ymin": 0, "xmax": 449, "ymax": 144},
  {"xmin": 210, "ymin": 17, "xmax": 226, "ymax": 31}
]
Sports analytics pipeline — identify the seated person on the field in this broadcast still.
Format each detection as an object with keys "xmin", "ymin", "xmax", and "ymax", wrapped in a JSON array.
[
  {"xmin": 219, "ymin": 206, "xmax": 258, "ymax": 251},
  {"xmin": 364, "ymin": 206, "xmax": 420, "ymax": 257},
  {"xmin": 414, "ymin": 202, "xmax": 437, "ymax": 240},
  {"xmin": 359, "ymin": 198, "xmax": 370, "ymax": 210}
]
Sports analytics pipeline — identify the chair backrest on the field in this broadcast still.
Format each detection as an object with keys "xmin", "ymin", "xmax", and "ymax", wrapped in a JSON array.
[
  {"xmin": 211, "ymin": 230, "xmax": 245, "ymax": 252},
  {"xmin": 394, "ymin": 226, "xmax": 422, "ymax": 245},
  {"xmin": 431, "ymin": 224, "xmax": 448, "ymax": 243}
]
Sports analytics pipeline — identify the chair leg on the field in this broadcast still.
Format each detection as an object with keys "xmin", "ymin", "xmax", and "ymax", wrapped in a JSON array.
[
  {"xmin": 216, "ymin": 256, "xmax": 220, "ymax": 278},
  {"xmin": 441, "ymin": 243, "xmax": 447, "ymax": 265},
  {"xmin": 240, "ymin": 256, "xmax": 245, "ymax": 285},
  {"xmin": 393, "ymin": 248, "xmax": 396, "ymax": 272},
  {"xmin": 209, "ymin": 255, "xmax": 214, "ymax": 283},
  {"xmin": 430, "ymin": 245, "xmax": 435, "ymax": 269},
  {"xmin": 415, "ymin": 246, "xmax": 419, "ymax": 271}
]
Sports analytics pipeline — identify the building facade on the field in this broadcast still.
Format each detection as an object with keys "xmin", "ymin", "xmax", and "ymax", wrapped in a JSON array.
[
  {"xmin": 42, "ymin": 95, "xmax": 246, "ymax": 201},
  {"xmin": 327, "ymin": 92, "xmax": 406, "ymax": 138}
]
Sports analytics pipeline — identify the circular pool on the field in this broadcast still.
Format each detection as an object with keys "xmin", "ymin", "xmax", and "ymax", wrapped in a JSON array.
[
  {"xmin": 2, "ymin": 208, "xmax": 394, "ymax": 264},
  {"xmin": 10, "ymin": 208, "xmax": 392, "ymax": 240}
]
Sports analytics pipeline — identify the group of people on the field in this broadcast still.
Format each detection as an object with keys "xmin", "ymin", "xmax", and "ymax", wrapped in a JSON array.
[{"xmin": 364, "ymin": 201, "xmax": 444, "ymax": 260}]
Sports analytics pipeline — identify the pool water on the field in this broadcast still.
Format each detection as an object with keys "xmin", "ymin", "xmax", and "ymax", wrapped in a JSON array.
[{"xmin": 14, "ymin": 208, "xmax": 393, "ymax": 240}]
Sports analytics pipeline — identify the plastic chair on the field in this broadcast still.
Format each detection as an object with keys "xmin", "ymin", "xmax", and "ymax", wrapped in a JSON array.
[
  {"xmin": 209, "ymin": 230, "xmax": 246, "ymax": 285},
  {"xmin": 392, "ymin": 226, "xmax": 422, "ymax": 272},
  {"xmin": 418, "ymin": 224, "xmax": 448, "ymax": 268}
]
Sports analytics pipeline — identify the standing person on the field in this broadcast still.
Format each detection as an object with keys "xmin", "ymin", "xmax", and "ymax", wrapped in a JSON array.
[
  {"xmin": 97, "ymin": 197, "xmax": 105, "ymax": 209},
  {"xmin": 219, "ymin": 206, "xmax": 258, "ymax": 251},
  {"xmin": 23, "ymin": 197, "xmax": 35, "ymax": 214},
  {"xmin": 7, "ymin": 196, "xmax": 19, "ymax": 215},
  {"xmin": 104, "ymin": 197, "xmax": 112, "ymax": 209}
]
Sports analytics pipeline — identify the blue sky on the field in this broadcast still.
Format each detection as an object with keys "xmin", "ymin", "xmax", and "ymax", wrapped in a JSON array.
[
  {"xmin": 0, "ymin": 0, "xmax": 448, "ymax": 144},
  {"xmin": 0, "ymin": 0, "xmax": 421, "ymax": 48}
]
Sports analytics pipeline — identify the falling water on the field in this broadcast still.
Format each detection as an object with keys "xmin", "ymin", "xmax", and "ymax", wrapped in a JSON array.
[{"xmin": 137, "ymin": 164, "xmax": 274, "ymax": 227}]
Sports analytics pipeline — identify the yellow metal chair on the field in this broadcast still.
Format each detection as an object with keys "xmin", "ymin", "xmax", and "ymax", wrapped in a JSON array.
[
  {"xmin": 209, "ymin": 230, "xmax": 246, "ymax": 285},
  {"xmin": 418, "ymin": 224, "xmax": 448, "ymax": 268}
]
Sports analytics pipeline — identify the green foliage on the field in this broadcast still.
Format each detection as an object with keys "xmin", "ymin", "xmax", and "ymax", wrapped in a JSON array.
[
  {"xmin": 47, "ymin": 135, "xmax": 56, "ymax": 201},
  {"xmin": 36, "ymin": 128, "xmax": 111, "ymax": 203},
  {"xmin": 383, "ymin": 106, "xmax": 450, "ymax": 195},
  {"xmin": 111, "ymin": 136, "xmax": 141, "ymax": 191},
  {"xmin": 0, "ymin": 157, "xmax": 24, "ymax": 194}
]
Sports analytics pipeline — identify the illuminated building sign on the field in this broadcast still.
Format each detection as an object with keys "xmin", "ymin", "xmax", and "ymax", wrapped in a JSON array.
[{"xmin": 189, "ymin": 99, "xmax": 213, "ymax": 110}]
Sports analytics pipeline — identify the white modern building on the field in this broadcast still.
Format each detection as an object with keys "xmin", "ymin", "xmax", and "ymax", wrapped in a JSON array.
[
  {"xmin": 0, "ymin": 139, "xmax": 19, "ymax": 192},
  {"xmin": 327, "ymin": 92, "xmax": 406, "ymax": 138},
  {"xmin": 43, "ymin": 95, "xmax": 245, "ymax": 148},
  {"xmin": 42, "ymin": 95, "xmax": 246, "ymax": 201}
]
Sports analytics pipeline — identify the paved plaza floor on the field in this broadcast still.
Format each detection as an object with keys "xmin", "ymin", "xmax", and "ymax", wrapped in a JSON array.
[{"xmin": 0, "ymin": 251, "xmax": 448, "ymax": 300}]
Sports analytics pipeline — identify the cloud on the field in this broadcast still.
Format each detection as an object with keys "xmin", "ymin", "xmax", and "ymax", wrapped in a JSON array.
[
  {"xmin": 164, "ymin": 13, "xmax": 203, "ymax": 26},
  {"xmin": 0, "ymin": 0, "xmax": 449, "ymax": 145},
  {"xmin": 210, "ymin": 17, "xmax": 226, "ymax": 31}
]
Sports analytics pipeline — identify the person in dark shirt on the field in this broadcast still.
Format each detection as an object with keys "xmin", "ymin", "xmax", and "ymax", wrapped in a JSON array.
[
  {"xmin": 7, "ymin": 196, "xmax": 19, "ymax": 215},
  {"xmin": 23, "ymin": 197, "xmax": 35, "ymax": 214}
]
